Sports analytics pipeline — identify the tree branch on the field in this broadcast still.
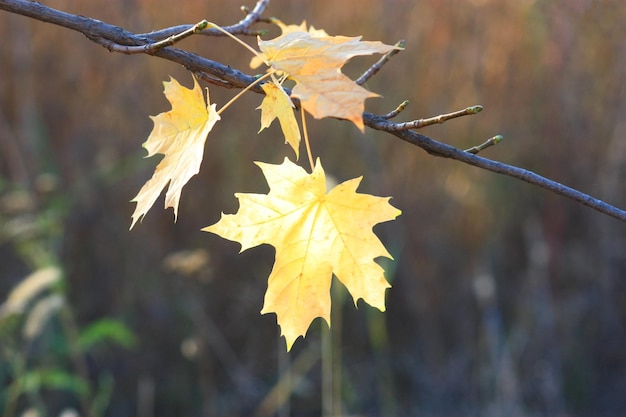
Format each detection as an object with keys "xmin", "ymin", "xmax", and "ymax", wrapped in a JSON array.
[
  {"xmin": 387, "ymin": 105, "xmax": 484, "ymax": 130},
  {"xmin": 107, "ymin": 20, "xmax": 211, "ymax": 54},
  {"xmin": 365, "ymin": 113, "xmax": 626, "ymax": 222},
  {"xmin": 1, "ymin": 0, "xmax": 625, "ymax": 223},
  {"xmin": 138, "ymin": 0, "xmax": 271, "ymax": 40}
]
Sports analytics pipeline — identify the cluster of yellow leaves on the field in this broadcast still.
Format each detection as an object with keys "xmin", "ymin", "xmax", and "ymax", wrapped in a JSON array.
[
  {"xmin": 130, "ymin": 21, "xmax": 401, "ymax": 350},
  {"xmin": 255, "ymin": 20, "xmax": 399, "ymax": 156},
  {"xmin": 260, "ymin": 21, "xmax": 396, "ymax": 129}
]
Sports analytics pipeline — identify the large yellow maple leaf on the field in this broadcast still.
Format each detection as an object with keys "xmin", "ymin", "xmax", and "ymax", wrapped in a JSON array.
[
  {"xmin": 203, "ymin": 158, "xmax": 401, "ymax": 350},
  {"xmin": 254, "ymin": 23, "xmax": 398, "ymax": 131},
  {"xmin": 130, "ymin": 76, "xmax": 220, "ymax": 229}
]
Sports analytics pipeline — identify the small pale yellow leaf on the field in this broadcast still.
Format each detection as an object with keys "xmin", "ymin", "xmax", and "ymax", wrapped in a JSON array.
[
  {"xmin": 203, "ymin": 158, "xmax": 401, "ymax": 350},
  {"xmin": 257, "ymin": 81, "xmax": 301, "ymax": 159},
  {"xmin": 130, "ymin": 76, "xmax": 220, "ymax": 229}
]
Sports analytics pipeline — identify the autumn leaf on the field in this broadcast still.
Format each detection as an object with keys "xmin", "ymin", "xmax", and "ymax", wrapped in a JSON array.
[
  {"xmin": 248, "ymin": 20, "xmax": 329, "ymax": 68},
  {"xmin": 130, "ymin": 75, "xmax": 220, "ymax": 229},
  {"xmin": 271, "ymin": 19, "xmax": 329, "ymax": 37},
  {"xmin": 254, "ymin": 22, "xmax": 398, "ymax": 131},
  {"xmin": 257, "ymin": 80, "xmax": 301, "ymax": 159},
  {"xmin": 203, "ymin": 158, "xmax": 401, "ymax": 350}
]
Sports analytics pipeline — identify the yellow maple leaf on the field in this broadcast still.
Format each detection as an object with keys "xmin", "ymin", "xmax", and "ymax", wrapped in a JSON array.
[
  {"xmin": 257, "ymin": 81, "xmax": 301, "ymax": 159},
  {"xmin": 272, "ymin": 19, "xmax": 329, "ymax": 37},
  {"xmin": 255, "ymin": 24, "xmax": 398, "ymax": 131},
  {"xmin": 130, "ymin": 76, "xmax": 220, "ymax": 229},
  {"xmin": 249, "ymin": 20, "xmax": 328, "ymax": 69},
  {"xmin": 203, "ymin": 158, "xmax": 401, "ymax": 350}
]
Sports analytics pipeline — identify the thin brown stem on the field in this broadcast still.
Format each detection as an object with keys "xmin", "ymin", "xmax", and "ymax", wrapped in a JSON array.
[
  {"xmin": 191, "ymin": 71, "xmax": 234, "ymax": 88},
  {"xmin": 389, "ymin": 105, "xmax": 483, "ymax": 130},
  {"xmin": 217, "ymin": 72, "xmax": 272, "ymax": 115},
  {"xmin": 301, "ymin": 107, "xmax": 315, "ymax": 172},
  {"xmin": 206, "ymin": 21, "xmax": 266, "ymax": 63},
  {"xmin": 105, "ymin": 20, "xmax": 209, "ymax": 54},
  {"xmin": 364, "ymin": 112, "xmax": 626, "ymax": 223},
  {"xmin": 138, "ymin": 0, "xmax": 270, "ymax": 40},
  {"xmin": 381, "ymin": 100, "xmax": 410, "ymax": 120},
  {"xmin": 465, "ymin": 135, "xmax": 503, "ymax": 154},
  {"xmin": 356, "ymin": 40, "xmax": 405, "ymax": 85}
]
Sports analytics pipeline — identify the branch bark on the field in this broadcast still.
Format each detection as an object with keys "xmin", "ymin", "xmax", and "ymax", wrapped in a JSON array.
[{"xmin": 1, "ymin": 0, "xmax": 625, "ymax": 223}]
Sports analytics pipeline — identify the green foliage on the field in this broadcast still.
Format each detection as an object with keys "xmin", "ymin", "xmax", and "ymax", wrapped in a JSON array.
[
  {"xmin": 78, "ymin": 319, "xmax": 138, "ymax": 351},
  {"xmin": 0, "ymin": 180, "xmax": 136, "ymax": 417},
  {"xmin": 16, "ymin": 369, "xmax": 90, "ymax": 397}
]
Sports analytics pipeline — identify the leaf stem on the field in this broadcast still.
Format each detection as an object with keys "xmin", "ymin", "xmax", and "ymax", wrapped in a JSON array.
[
  {"xmin": 206, "ymin": 21, "xmax": 269, "ymax": 66},
  {"xmin": 217, "ymin": 72, "xmax": 272, "ymax": 115},
  {"xmin": 301, "ymin": 107, "xmax": 315, "ymax": 172}
]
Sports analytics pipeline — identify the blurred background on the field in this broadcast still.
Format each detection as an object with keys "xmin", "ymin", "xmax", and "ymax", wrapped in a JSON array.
[{"xmin": 1, "ymin": 0, "xmax": 625, "ymax": 416}]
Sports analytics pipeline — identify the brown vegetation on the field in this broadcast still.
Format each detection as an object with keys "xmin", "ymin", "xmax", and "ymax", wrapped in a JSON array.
[{"xmin": 1, "ymin": 0, "xmax": 625, "ymax": 416}]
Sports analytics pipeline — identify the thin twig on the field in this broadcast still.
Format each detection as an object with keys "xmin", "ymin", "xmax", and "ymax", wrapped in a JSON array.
[
  {"xmin": 217, "ymin": 72, "xmax": 272, "ymax": 115},
  {"xmin": 137, "ymin": 0, "xmax": 270, "ymax": 40},
  {"xmin": 301, "ymin": 107, "xmax": 315, "ymax": 172},
  {"xmin": 381, "ymin": 100, "xmax": 410, "ymax": 119},
  {"xmin": 355, "ymin": 40, "xmax": 405, "ymax": 85},
  {"xmin": 191, "ymin": 70, "xmax": 235, "ymax": 89},
  {"xmin": 240, "ymin": 5, "xmax": 272, "ymax": 24},
  {"xmin": 364, "ymin": 113, "xmax": 626, "ymax": 223},
  {"xmin": 389, "ymin": 105, "xmax": 483, "ymax": 130},
  {"xmin": 105, "ymin": 20, "xmax": 209, "ymax": 54},
  {"xmin": 465, "ymin": 135, "xmax": 503, "ymax": 154}
]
